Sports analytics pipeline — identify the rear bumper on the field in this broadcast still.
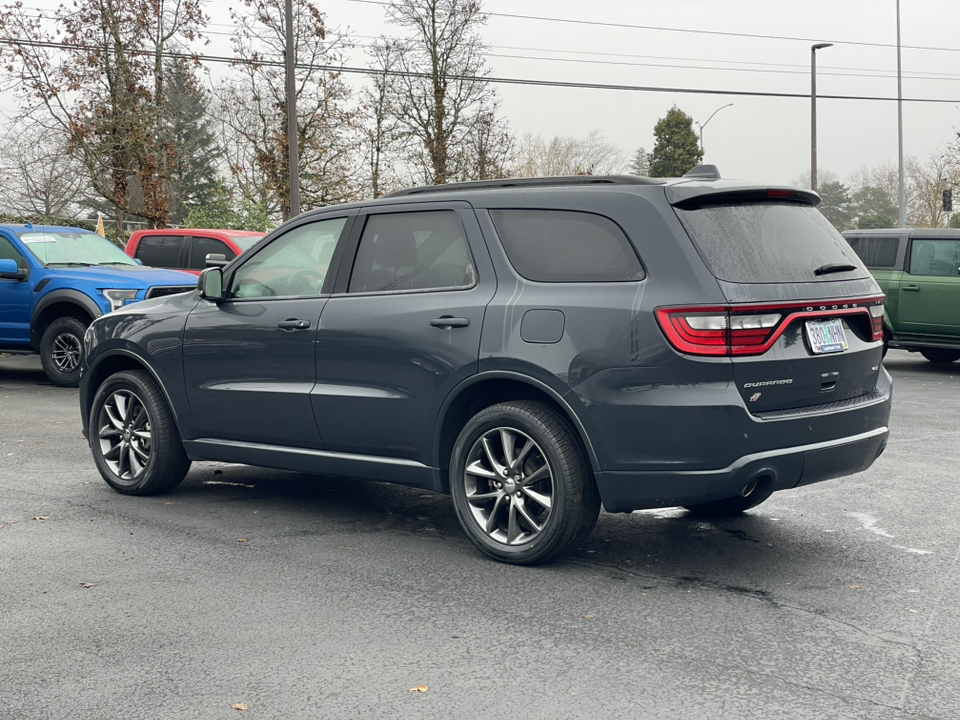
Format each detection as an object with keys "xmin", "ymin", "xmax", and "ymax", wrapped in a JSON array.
[{"xmin": 596, "ymin": 426, "xmax": 888, "ymax": 513}]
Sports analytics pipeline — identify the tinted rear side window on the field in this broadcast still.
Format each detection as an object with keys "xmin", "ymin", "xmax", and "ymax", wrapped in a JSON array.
[
  {"xmin": 490, "ymin": 209, "xmax": 644, "ymax": 282},
  {"xmin": 675, "ymin": 202, "xmax": 869, "ymax": 283},
  {"xmin": 846, "ymin": 236, "xmax": 899, "ymax": 269},
  {"xmin": 135, "ymin": 235, "xmax": 184, "ymax": 268}
]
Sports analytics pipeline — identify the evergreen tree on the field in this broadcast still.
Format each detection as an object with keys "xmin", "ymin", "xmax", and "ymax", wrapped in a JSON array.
[
  {"xmin": 852, "ymin": 186, "xmax": 898, "ymax": 230},
  {"xmin": 166, "ymin": 60, "xmax": 222, "ymax": 226},
  {"xmin": 649, "ymin": 107, "xmax": 703, "ymax": 177},
  {"xmin": 630, "ymin": 147, "xmax": 651, "ymax": 176},
  {"xmin": 817, "ymin": 181, "xmax": 854, "ymax": 231}
]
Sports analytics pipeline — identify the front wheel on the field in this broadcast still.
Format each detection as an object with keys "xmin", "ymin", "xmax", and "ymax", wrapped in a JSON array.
[
  {"xmin": 450, "ymin": 401, "xmax": 600, "ymax": 565},
  {"xmin": 919, "ymin": 348, "xmax": 960, "ymax": 364},
  {"xmin": 89, "ymin": 370, "xmax": 191, "ymax": 495},
  {"xmin": 40, "ymin": 316, "xmax": 87, "ymax": 387}
]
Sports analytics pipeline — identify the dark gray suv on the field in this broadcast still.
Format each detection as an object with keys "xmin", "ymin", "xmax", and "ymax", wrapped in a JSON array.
[{"xmin": 80, "ymin": 169, "xmax": 892, "ymax": 564}]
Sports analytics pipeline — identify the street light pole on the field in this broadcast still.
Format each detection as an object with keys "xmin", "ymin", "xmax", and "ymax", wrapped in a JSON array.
[
  {"xmin": 896, "ymin": 0, "xmax": 905, "ymax": 227},
  {"xmin": 810, "ymin": 43, "xmax": 832, "ymax": 193},
  {"xmin": 284, "ymin": 0, "xmax": 301, "ymax": 219},
  {"xmin": 695, "ymin": 103, "xmax": 734, "ymax": 155}
]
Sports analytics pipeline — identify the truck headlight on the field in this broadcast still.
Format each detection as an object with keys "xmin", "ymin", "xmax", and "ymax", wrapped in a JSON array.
[{"xmin": 102, "ymin": 289, "xmax": 139, "ymax": 312}]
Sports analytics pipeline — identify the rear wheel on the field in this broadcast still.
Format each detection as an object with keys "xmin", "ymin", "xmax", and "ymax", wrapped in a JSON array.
[
  {"xmin": 40, "ymin": 316, "xmax": 87, "ymax": 387},
  {"xmin": 919, "ymin": 348, "xmax": 960, "ymax": 364},
  {"xmin": 89, "ymin": 370, "xmax": 191, "ymax": 495},
  {"xmin": 683, "ymin": 477, "xmax": 774, "ymax": 518},
  {"xmin": 450, "ymin": 401, "xmax": 600, "ymax": 565}
]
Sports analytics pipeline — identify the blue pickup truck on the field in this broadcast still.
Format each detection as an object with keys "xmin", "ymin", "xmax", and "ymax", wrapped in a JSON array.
[{"xmin": 0, "ymin": 224, "xmax": 197, "ymax": 386}]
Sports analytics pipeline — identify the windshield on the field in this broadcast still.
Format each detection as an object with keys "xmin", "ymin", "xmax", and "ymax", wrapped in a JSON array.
[
  {"xmin": 19, "ymin": 231, "xmax": 137, "ymax": 266},
  {"xmin": 675, "ymin": 201, "xmax": 869, "ymax": 283},
  {"xmin": 231, "ymin": 234, "xmax": 265, "ymax": 252}
]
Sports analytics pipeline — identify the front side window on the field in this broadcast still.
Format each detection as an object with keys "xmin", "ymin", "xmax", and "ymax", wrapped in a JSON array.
[
  {"xmin": 20, "ymin": 231, "xmax": 137, "ymax": 266},
  {"xmin": 908, "ymin": 239, "xmax": 960, "ymax": 277},
  {"xmin": 348, "ymin": 211, "xmax": 476, "ymax": 293},
  {"xmin": 228, "ymin": 217, "xmax": 347, "ymax": 299},
  {"xmin": 190, "ymin": 237, "xmax": 235, "ymax": 269},
  {"xmin": 490, "ymin": 209, "xmax": 644, "ymax": 282},
  {"xmin": 0, "ymin": 236, "xmax": 27, "ymax": 269},
  {"xmin": 135, "ymin": 235, "xmax": 184, "ymax": 268}
]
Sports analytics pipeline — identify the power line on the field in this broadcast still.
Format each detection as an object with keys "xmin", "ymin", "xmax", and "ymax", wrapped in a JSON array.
[
  {"xmin": 347, "ymin": 0, "xmax": 960, "ymax": 54},
  {"xmin": 4, "ymin": 36, "xmax": 960, "ymax": 104}
]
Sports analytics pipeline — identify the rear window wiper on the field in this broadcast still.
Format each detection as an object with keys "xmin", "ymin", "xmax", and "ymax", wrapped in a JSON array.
[{"xmin": 815, "ymin": 263, "xmax": 857, "ymax": 276}]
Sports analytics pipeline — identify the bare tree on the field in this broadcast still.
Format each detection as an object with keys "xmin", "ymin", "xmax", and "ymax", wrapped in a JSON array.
[
  {"xmin": 383, "ymin": 0, "xmax": 506, "ymax": 185},
  {"xmin": 906, "ymin": 153, "xmax": 960, "ymax": 228},
  {"xmin": 0, "ymin": 121, "xmax": 90, "ymax": 218},
  {"xmin": 0, "ymin": 0, "xmax": 206, "ymax": 229},
  {"xmin": 360, "ymin": 38, "xmax": 408, "ymax": 198},
  {"xmin": 516, "ymin": 131, "xmax": 626, "ymax": 177},
  {"xmin": 215, "ymin": 0, "xmax": 358, "ymax": 221}
]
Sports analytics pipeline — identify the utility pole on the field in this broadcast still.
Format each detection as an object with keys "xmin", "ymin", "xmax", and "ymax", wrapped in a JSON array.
[
  {"xmin": 285, "ymin": 0, "xmax": 301, "ymax": 219},
  {"xmin": 896, "ymin": 0, "xmax": 905, "ymax": 228},
  {"xmin": 810, "ymin": 43, "xmax": 832, "ymax": 193}
]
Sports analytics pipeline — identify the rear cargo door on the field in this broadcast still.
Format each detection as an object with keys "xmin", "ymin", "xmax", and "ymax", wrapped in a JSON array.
[{"xmin": 673, "ymin": 198, "xmax": 884, "ymax": 414}]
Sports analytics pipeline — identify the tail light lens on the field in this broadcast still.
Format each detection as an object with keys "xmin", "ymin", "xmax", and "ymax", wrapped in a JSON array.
[{"xmin": 657, "ymin": 298, "xmax": 884, "ymax": 357}]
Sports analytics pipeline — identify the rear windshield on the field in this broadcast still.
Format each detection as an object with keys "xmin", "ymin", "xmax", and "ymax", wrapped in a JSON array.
[{"xmin": 675, "ymin": 201, "xmax": 869, "ymax": 283}]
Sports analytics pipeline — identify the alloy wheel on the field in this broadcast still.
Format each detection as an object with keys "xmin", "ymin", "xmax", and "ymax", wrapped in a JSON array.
[
  {"xmin": 52, "ymin": 332, "xmax": 82, "ymax": 373},
  {"xmin": 463, "ymin": 427, "xmax": 554, "ymax": 545},
  {"xmin": 97, "ymin": 389, "xmax": 153, "ymax": 483}
]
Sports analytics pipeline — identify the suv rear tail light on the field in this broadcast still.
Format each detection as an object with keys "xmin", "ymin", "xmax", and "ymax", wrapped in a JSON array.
[{"xmin": 657, "ymin": 297, "xmax": 884, "ymax": 357}]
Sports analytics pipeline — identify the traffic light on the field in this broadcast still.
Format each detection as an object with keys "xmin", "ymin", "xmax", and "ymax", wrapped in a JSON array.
[{"xmin": 944, "ymin": 189, "xmax": 953, "ymax": 212}]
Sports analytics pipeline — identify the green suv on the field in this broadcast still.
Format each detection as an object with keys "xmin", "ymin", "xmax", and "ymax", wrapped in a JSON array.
[{"xmin": 844, "ymin": 228, "xmax": 960, "ymax": 363}]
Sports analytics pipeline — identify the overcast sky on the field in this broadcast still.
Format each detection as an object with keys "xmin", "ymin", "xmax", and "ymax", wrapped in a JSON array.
[{"xmin": 19, "ymin": 0, "xmax": 960, "ymax": 186}]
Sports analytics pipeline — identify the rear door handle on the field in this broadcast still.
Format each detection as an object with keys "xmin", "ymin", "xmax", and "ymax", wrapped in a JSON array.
[
  {"xmin": 430, "ymin": 316, "xmax": 470, "ymax": 329},
  {"xmin": 903, "ymin": 285, "xmax": 920, "ymax": 292},
  {"xmin": 277, "ymin": 319, "xmax": 311, "ymax": 331}
]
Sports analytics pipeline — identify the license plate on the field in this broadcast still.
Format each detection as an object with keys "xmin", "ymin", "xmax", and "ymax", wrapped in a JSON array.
[{"xmin": 805, "ymin": 318, "xmax": 848, "ymax": 354}]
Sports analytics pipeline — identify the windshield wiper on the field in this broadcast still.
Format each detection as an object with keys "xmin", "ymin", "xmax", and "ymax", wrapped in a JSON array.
[
  {"xmin": 47, "ymin": 262, "xmax": 94, "ymax": 267},
  {"xmin": 96, "ymin": 261, "xmax": 135, "ymax": 266},
  {"xmin": 815, "ymin": 263, "xmax": 857, "ymax": 276}
]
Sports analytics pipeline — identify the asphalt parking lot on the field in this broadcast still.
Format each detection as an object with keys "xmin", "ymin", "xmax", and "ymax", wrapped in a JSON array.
[{"xmin": 1, "ymin": 351, "xmax": 958, "ymax": 719}]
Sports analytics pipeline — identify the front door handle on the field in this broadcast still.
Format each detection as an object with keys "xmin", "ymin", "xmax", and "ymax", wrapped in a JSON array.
[
  {"xmin": 902, "ymin": 285, "xmax": 920, "ymax": 292},
  {"xmin": 430, "ymin": 316, "xmax": 470, "ymax": 329},
  {"xmin": 277, "ymin": 319, "xmax": 311, "ymax": 331}
]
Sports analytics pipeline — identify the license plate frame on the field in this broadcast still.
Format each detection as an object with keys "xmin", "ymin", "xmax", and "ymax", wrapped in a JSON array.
[{"xmin": 805, "ymin": 318, "xmax": 848, "ymax": 355}]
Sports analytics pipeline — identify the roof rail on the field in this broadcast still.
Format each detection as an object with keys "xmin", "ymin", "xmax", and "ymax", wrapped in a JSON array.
[
  {"xmin": 683, "ymin": 164, "xmax": 721, "ymax": 180},
  {"xmin": 384, "ymin": 174, "xmax": 666, "ymax": 198}
]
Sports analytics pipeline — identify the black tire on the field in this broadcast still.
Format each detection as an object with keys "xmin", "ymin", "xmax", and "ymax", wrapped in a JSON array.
[
  {"xmin": 683, "ymin": 478, "xmax": 774, "ymax": 518},
  {"xmin": 919, "ymin": 348, "xmax": 960, "ymax": 364},
  {"xmin": 449, "ymin": 401, "xmax": 600, "ymax": 565},
  {"xmin": 89, "ymin": 370, "xmax": 191, "ymax": 495},
  {"xmin": 39, "ymin": 316, "xmax": 87, "ymax": 387}
]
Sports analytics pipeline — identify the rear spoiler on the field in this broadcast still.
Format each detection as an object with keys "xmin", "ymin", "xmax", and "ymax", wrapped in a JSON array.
[{"xmin": 666, "ymin": 185, "xmax": 821, "ymax": 209}]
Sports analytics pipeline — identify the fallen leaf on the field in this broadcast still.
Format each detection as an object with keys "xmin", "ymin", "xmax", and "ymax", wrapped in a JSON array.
[
  {"xmin": 846, "ymin": 585, "xmax": 861, "ymax": 590},
  {"xmin": 908, "ymin": 609, "xmax": 919, "ymax": 614},
  {"xmin": 582, "ymin": 615, "xmax": 595, "ymax": 619},
  {"xmin": 410, "ymin": 685, "xmax": 429, "ymax": 693},
  {"xmin": 80, "ymin": 583, "xmax": 94, "ymax": 589},
  {"xmin": 32, "ymin": 516, "xmax": 49, "ymax": 521},
  {"xmin": 237, "ymin": 538, "xmax": 247, "ymax": 543},
  {"xmin": 232, "ymin": 703, "xmax": 248, "ymax": 711},
  {"xmin": 339, "ymin": 546, "xmax": 353, "ymax": 551},
  {"xmin": 164, "ymin": 502, "xmax": 174, "ymax": 506}
]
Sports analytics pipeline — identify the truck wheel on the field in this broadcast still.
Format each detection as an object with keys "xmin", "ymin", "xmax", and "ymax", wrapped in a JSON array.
[
  {"xmin": 919, "ymin": 348, "xmax": 960, "ymax": 364},
  {"xmin": 450, "ymin": 401, "xmax": 600, "ymax": 565},
  {"xmin": 89, "ymin": 370, "xmax": 191, "ymax": 495},
  {"xmin": 40, "ymin": 316, "xmax": 87, "ymax": 387}
]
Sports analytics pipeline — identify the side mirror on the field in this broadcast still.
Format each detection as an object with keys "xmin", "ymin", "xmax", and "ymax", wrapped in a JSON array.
[
  {"xmin": 205, "ymin": 252, "xmax": 228, "ymax": 268},
  {"xmin": 0, "ymin": 258, "xmax": 26, "ymax": 280},
  {"xmin": 198, "ymin": 267, "xmax": 224, "ymax": 301}
]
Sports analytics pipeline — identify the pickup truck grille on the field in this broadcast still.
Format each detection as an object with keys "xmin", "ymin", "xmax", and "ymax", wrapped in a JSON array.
[{"xmin": 146, "ymin": 285, "xmax": 196, "ymax": 300}]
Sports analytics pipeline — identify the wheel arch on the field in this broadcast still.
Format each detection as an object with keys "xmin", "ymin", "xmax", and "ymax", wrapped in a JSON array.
[
  {"xmin": 32, "ymin": 290, "xmax": 103, "ymax": 348},
  {"xmin": 434, "ymin": 372, "xmax": 600, "ymax": 494},
  {"xmin": 83, "ymin": 350, "xmax": 186, "ymax": 441}
]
